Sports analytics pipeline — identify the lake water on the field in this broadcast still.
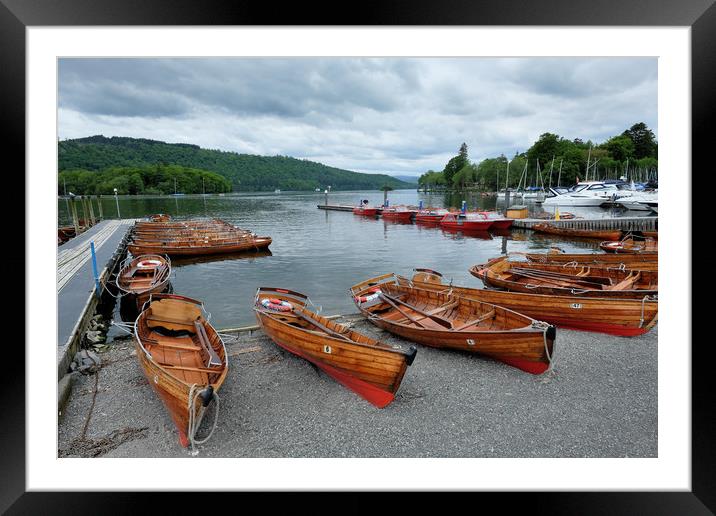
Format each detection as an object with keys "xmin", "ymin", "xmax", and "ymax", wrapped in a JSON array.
[{"xmin": 58, "ymin": 189, "xmax": 647, "ymax": 329}]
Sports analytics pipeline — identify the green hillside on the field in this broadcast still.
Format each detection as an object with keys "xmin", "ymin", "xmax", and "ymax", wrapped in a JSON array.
[{"xmin": 58, "ymin": 136, "xmax": 413, "ymax": 192}]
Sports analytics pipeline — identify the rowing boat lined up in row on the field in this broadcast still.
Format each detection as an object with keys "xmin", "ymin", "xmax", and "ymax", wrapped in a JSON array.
[
  {"xmin": 399, "ymin": 268, "xmax": 657, "ymax": 336},
  {"xmin": 254, "ymin": 287, "xmax": 417, "ymax": 407},
  {"xmin": 524, "ymin": 250, "xmax": 657, "ymax": 270},
  {"xmin": 531, "ymin": 223, "xmax": 622, "ymax": 241},
  {"xmin": 600, "ymin": 238, "xmax": 657, "ymax": 254},
  {"xmin": 350, "ymin": 274, "xmax": 556, "ymax": 375},
  {"xmin": 470, "ymin": 256, "xmax": 658, "ymax": 299}
]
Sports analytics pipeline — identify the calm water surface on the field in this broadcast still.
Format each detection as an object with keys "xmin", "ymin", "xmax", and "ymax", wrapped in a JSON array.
[{"xmin": 59, "ymin": 189, "xmax": 646, "ymax": 329}]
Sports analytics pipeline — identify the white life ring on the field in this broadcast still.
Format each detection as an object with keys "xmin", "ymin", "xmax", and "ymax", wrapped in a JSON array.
[
  {"xmin": 355, "ymin": 287, "xmax": 382, "ymax": 304},
  {"xmin": 261, "ymin": 298, "xmax": 293, "ymax": 312},
  {"xmin": 137, "ymin": 259, "xmax": 162, "ymax": 269}
]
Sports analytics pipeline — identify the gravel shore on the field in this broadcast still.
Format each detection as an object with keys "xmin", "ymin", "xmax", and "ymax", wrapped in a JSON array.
[{"xmin": 58, "ymin": 315, "xmax": 657, "ymax": 458}]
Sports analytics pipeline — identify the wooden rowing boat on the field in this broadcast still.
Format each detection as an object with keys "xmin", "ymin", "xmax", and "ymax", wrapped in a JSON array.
[
  {"xmin": 128, "ymin": 235, "xmax": 272, "ymax": 256},
  {"xmin": 350, "ymin": 274, "xmax": 556, "ymax": 375},
  {"xmin": 134, "ymin": 294, "xmax": 228, "ymax": 448},
  {"xmin": 149, "ymin": 214, "xmax": 172, "ymax": 222},
  {"xmin": 254, "ymin": 287, "xmax": 416, "ymax": 407},
  {"xmin": 470, "ymin": 256, "xmax": 657, "ymax": 299},
  {"xmin": 525, "ymin": 250, "xmax": 658, "ymax": 270},
  {"xmin": 600, "ymin": 237, "xmax": 657, "ymax": 254},
  {"xmin": 532, "ymin": 223, "xmax": 622, "ymax": 241},
  {"xmin": 116, "ymin": 254, "xmax": 172, "ymax": 310},
  {"xmin": 478, "ymin": 211, "xmax": 514, "ymax": 229},
  {"xmin": 398, "ymin": 268, "xmax": 657, "ymax": 336}
]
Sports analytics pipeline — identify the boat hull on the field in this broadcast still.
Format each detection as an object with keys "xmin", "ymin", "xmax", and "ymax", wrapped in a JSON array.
[
  {"xmin": 353, "ymin": 207, "xmax": 380, "ymax": 216},
  {"xmin": 350, "ymin": 278, "xmax": 555, "ymax": 375},
  {"xmin": 532, "ymin": 223, "xmax": 622, "ymax": 241},
  {"xmin": 397, "ymin": 274, "xmax": 657, "ymax": 337},
  {"xmin": 254, "ymin": 290, "xmax": 414, "ymax": 408},
  {"xmin": 128, "ymin": 236, "xmax": 272, "ymax": 256}
]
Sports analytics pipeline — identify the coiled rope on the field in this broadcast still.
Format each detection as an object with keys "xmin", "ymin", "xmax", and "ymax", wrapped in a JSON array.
[{"xmin": 187, "ymin": 384, "xmax": 221, "ymax": 455}]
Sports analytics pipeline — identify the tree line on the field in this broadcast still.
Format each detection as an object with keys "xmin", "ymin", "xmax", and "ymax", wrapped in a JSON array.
[
  {"xmin": 58, "ymin": 164, "xmax": 233, "ymax": 196},
  {"xmin": 418, "ymin": 122, "xmax": 658, "ymax": 191},
  {"xmin": 58, "ymin": 136, "xmax": 413, "ymax": 192}
]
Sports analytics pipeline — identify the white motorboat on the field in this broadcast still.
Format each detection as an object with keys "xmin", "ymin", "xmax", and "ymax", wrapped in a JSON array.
[{"xmin": 541, "ymin": 181, "xmax": 631, "ymax": 207}]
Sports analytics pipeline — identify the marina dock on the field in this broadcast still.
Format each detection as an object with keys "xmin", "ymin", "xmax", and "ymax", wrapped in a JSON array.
[
  {"xmin": 317, "ymin": 204, "xmax": 361, "ymax": 212},
  {"xmin": 57, "ymin": 219, "xmax": 137, "ymax": 379}
]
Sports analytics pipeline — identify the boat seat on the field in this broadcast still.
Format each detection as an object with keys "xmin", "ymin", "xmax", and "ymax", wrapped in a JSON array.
[{"xmin": 610, "ymin": 272, "xmax": 641, "ymax": 291}]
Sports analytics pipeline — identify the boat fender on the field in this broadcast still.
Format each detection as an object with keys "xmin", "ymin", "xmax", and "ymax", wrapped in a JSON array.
[
  {"xmin": 355, "ymin": 287, "xmax": 382, "ymax": 304},
  {"xmin": 546, "ymin": 325, "xmax": 557, "ymax": 341},
  {"xmin": 405, "ymin": 345, "xmax": 418, "ymax": 366},
  {"xmin": 261, "ymin": 298, "xmax": 293, "ymax": 311},
  {"xmin": 200, "ymin": 386, "xmax": 214, "ymax": 407}
]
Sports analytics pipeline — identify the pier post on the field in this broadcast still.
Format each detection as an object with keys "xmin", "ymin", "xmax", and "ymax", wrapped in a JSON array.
[
  {"xmin": 325, "ymin": 189, "xmax": 328, "ymax": 207},
  {"xmin": 88, "ymin": 196, "xmax": 96, "ymax": 226},
  {"xmin": 461, "ymin": 200, "xmax": 467, "ymax": 214},
  {"xmin": 96, "ymin": 196, "xmax": 103, "ymax": 220},
  {"xmin": 80, "ymin": 196, "xmax": 89, "ymax": 228},
  {"xmin": 418, "ymin": 200, "xmax": 423, "ymax": 210},
  {"xmin": 71, "ymin": 198, "xmax": 80, "ymax": 235}
]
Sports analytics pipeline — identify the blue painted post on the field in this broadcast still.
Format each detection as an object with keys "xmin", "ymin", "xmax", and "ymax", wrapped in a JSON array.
[
  {"xmin": 461, "ymin": 200, "xmax": 467, "ymax": 214},
  {"xmin": 418, "ymin": 200, "xmax": 424, "ymax": 210},
  {"xmin": 90, "ymin": 241, "xmax": 101, "ymax": 298}
]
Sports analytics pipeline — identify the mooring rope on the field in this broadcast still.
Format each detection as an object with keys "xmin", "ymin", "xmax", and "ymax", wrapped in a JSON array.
[{"xmin": 187, "ymin": 384, "xmax": 221, "ymax": 455}]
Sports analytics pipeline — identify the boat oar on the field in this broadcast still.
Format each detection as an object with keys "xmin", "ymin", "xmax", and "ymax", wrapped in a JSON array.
[
  {"xmin": 379, "ymin": 292, "xmax": 453, "ymax": 329},
  {"xmin": 291, "ymin": 308, "xmax": 356, "ymax": 344}
]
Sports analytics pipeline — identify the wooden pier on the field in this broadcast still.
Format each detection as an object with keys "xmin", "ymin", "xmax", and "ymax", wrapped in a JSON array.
[
  {"xmin": 57, "ymin": 219, "xmax": 139, "ymax": 379},
  {"xmin": 512, "ymin": 216, "xmax": 657, "ymax": 232},
  {"xmin": 317, "ymin": 204, "xmax": 359, "ymax": 212}
]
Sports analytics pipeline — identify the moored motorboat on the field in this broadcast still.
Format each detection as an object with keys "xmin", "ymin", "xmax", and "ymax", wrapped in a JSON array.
[
  {"xmin": 439, "ymin": 212, "xmax": 493, "ymax": 231},
  {"xmin": 254, "ymin": 287, "xmax": 416, "ymax": 407},
  {"xmin": 116, "ymin": 254, "xmax": 172, "ymax": 309},
  {"xmin": 531, "ymin": 223, "xmax": 622, "ymax": 241},
  {"xmin": 350, "ymin": 274, "xmax": 556, "ymax": 374},
  {"xmin": 478, "ymin": 211, "xmax": 514, "ymax": 229},
  {"xmin": 128, "ymin": 235, "xmax": 272, "ymax": 256},
  {"xmin": 399, "ymin": 268, "xmax": 657, "ymax": 336},
  {"xmin": 134, "ymin": 294, "xmax": 227, "ymax": 448},
  {"xmin": 353, "ymin": 206, "xmax": 381, "ymax": 216},
  {"xmin": 380, "ymin": 206, "xmax": 414, "ymax": 222},
  {"xmin": 414, "ymin": 208, "xmax": 451, "ymax": 224}
]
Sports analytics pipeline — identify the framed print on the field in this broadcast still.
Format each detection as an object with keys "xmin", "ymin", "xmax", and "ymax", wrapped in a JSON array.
[{"xmin": 5, "ymin": 0, "xmax": 710, "ymax": 512}]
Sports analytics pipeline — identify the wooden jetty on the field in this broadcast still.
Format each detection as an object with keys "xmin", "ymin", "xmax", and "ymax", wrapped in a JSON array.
[
  {"xmin": 318, "ymin": 204, "xmax": 369, "ymax": 212},
  {"xmin": 57, "ymin": 219, "xmax": 139, "ymax": 379},
  {"xmin": 512, "ymin": 217, "xmax": 657, "ymax": 232}
]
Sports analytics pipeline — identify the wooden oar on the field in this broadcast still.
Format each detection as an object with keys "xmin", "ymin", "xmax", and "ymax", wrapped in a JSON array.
[
  {"xmin": 292, "ymin": 308, "xmax": 356, "ymax": 344},
  {"xmin": 379, "ymin": 292, "xmax": 453, "ymax": 329}
]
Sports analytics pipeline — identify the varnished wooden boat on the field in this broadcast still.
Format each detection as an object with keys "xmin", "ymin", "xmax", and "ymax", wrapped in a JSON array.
[
  {"xmin": 134, "ymin": 294, "xmax": 228, "ymax": 448},
  {"xmin": 149, "ymin": 213, "xmax": 172, "ymax": 222},
  {"xmin": 116, "ymin": 254, "xmax": 172, "ymax": 309},
  {"xmin": 440, "ymin": 212, "xmax": 493, "ymax": 231},
  {"xmin": 641, "ymin": 231, "xmax": 658, "ymax": 240},
  {"xmin": 398, "ymin": 268, "xmax": 657, "ymax": 336},
  {"xmin": 600, "ymin": 237, "xmax": 657, "ymax": 254},
  {"xmin": 532, "ymin": 223, "xmax": 622, "ymax": 241},
  {"xmin": 470, "ymin": 255, "xmax": 657, "ymax": 299},
  {"xmin": 128, "ymin": 235, "xmax": 272, "ymax": 256},
  {"xmin": 350, "ymin": 275, "xmax": 556, "ymax": 375},
  {"xmin": 254, "ymin": 287, "xmax": 416, "ymax": 407},
  {"xmin": 525, "ymin": 250, "xmax": 658, "ymax": 270}
]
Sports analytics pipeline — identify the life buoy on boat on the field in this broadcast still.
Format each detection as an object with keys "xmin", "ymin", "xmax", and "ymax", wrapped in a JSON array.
[
  {"xmin": 261, "ymin": 298, "xmax": 293, "ymax": 311},
  {"xmin": 355, "ymin": 286, "xmax": 382, "ymax": 304},
  {"xmin": 137, "ymin": 259, "xmax": 162, "ymax": 269}
]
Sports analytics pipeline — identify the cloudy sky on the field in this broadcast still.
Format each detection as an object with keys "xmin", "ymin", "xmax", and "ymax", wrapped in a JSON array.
[{"xmin": 58, "ymin": 58, "xmax": 657, "ymax": 177}]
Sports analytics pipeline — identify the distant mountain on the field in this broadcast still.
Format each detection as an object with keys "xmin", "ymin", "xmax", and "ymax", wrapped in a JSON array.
[
  {"xmin": 392, "ymin": 175, "xmax": 420, "ymax": 185},
  {"xmin": 58, "ymin": 136, "xmax": 414, "ymax": 192}
]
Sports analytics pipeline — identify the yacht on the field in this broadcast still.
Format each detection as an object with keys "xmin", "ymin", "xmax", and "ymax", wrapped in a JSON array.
[{"xmin": 541, "ymin": 181, "xmax": 631, "ymax": 207}]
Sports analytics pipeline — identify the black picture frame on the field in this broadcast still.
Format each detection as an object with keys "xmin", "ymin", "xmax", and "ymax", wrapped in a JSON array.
[{"xmin": 5, "ymin": 0, "xmax": 708, "ymax": 513}]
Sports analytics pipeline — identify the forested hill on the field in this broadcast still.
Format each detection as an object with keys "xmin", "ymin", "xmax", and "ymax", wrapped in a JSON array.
[{"xmin": 58, "ymin": 136, "xmax": 413, "ymax": 192}]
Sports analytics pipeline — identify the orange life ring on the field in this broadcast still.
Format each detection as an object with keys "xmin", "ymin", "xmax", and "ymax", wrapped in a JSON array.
[
  {"xmin": 137, "ymin": 259, "xmax": 162, "ymax": 269},
  {"xmin": 261, "ymin": 298, "xmax": 293, "ymax": 311},
  {"xmin": 355, "ymin": 286, "xmax": 382, "ymax": 303}
]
